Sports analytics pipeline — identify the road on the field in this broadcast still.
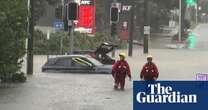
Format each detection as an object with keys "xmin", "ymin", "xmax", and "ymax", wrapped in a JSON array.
[
  {"xmin": 1, "ymin": 24, "xmax": 208, "ymax": 110},
  {"xmin": 193, "ymin": 24, "xmax": 208, "ymax": 50}
]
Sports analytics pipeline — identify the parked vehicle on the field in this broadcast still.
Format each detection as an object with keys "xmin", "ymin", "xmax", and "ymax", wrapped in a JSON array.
[{"xmin": 42, "ymin": 55, "xmax": 112, "ymax": 74}]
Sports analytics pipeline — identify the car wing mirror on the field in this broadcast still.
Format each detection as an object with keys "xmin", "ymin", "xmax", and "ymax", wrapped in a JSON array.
[{"xmin": 87, "ymin": 63, "xmax": 95, "ymax": 69}]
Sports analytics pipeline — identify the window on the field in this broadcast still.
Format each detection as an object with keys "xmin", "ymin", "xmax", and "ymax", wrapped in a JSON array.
[
  {"xmin": 72, "ymin": 57, "xmax": 92, "ymax": 67},
  {"xmin": 86, "ymin": 57, "xmax": 102, "ymax": 66},
  {"xmin": 55, "ymin": 58, "xmax": 71, "ymax": 66},
  {"xmin": 45, "ymin": 58, "xmax": 56, "ymax": 66}
]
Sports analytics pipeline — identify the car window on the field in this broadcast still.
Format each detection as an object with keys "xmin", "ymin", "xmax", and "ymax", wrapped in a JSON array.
[
  {"xmin": 86, "ymin": 57, "xmax": 103, "ymax": 66},
  {"xmin": 72, "ymin": 57, "xmax": 92, "ymax": 67},
  {"xmin": 45, "ymin": 58, "xmax": 56, "ymax": 66},
  {"xmin": 55, "ymin": 58, "xmax": 72, "ymax": 66},
  {"xmin": 78, "ymin": 57, "xmax": 95, "ymax": 66}
]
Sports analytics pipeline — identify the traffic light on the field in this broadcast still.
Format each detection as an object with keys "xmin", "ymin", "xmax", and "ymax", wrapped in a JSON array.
[
  {"xmin": 110, "ymin": 7, "xmax": 119, "ymax": 23},
  {"xmin": 185, "ymin": 0, "xmax": 196, "ymax": 6},
  {"xmin": 55, "ymin": 6, "xmax": 63, "ymax": 19},
  {"xmin": 68, "ymin": 2, "xmax": 79, "ymax": 20}
]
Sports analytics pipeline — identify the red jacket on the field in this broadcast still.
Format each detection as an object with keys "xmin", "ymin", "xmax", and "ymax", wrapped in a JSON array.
[
  {"xmin": 140, "ymin": 62, "xmax": 159, "ymax": 80},
  {"xmin": 112, "ymin": 60, "xmax": 131, "ymax": 78}
]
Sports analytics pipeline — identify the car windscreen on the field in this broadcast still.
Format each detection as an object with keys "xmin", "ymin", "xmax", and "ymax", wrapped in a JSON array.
[
  {"xmin": 86, "ymin": 57, "xmax": 103, "ymax": 66},
  {"xmin": 72, "ymin": 57, "xmax": 91, "ymax": 67}
]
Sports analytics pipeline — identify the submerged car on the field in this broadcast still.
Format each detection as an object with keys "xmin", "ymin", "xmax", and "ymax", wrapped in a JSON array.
[{"xmin": 42, "ymin": 55, "xmax": 112, "ymax": 74}]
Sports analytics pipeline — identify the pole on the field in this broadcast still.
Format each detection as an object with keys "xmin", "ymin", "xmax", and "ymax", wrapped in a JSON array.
[
  {"xmin": 111, "ymin": 22, "xmax": 116, "ymax": 57},
  {"xmin": 60, "ymin": 35, "xmax": 63, "ymax": 54},
  {"xmin": 110, "ymin": 1, "xmax": 119, "ymax": 58},
  {"xmin": 62, "ymin": 0, "xmax": 64, "ymax": 20},
  {"xmin": 128, "ymin": 5, "xmax": 134, "ymax": 57},
  {"xmin": 178, "ymin": 0, "xmax": 182, "ymax": 42},
  {"xmin": 69, "ymin": 21, "xmax": 74, "ymax": 54},
  {"xmin": 27, "ymin": 0, "xmax": 34, "ymax": 75},
  {"xmin": 195, "ymin": 2, "xmax": 198, "ymax": 24},
  {"xmin": 143, "ymin": 0, "xmax": 150, "ymax": 54},
  {"xmin": 46, "ymin": 30, "xmax": 50, "ymax": 60}
]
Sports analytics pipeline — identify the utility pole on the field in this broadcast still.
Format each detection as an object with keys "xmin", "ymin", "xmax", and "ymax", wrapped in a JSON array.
[
  {"xmin": 143, "ymin": 0, "xmax": 150, "ymax": 54},
  {"xmin": 111, "ymin": 22, "xmax": 117, "ymax": 57},
  {"xmin": 110, "ymin": 1, "xmax": 119, "ymax": 57},
  {"xmin": 67, "ymin": 1, "xmax": 78, "ymax": 54},
  {"xmin": 179, "ymin": 0, "xmax": 182, "ymax": 42},
  {"xmin": 69, "ymin": 21, "xmax": 74, "ymax": 54},
  {"xmin": 195, "ymin": 0, "xmax": 198, "ymax": 24},
  {"xmin": 128, "ymin": 5, "xmax": 135, "ymax": 57},
  {"xmin": 180, "ymin": 0, "xmax": 186, "ymax": 42},
  {"xmin": 61, "ymin": 0, "xmax": 64, "ymax": 55},
  {"xmin": 27, "ymin": 0, "xmax": 34, "ymax": 75}
]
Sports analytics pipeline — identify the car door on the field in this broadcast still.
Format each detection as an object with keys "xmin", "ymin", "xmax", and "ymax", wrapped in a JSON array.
[
  {"xmin": 71, "ymin": 57, "xmax": 95, "ymax": 73},
  {"xmin": 53, "ymin": 57, "xmax": 73, "ymax": 72}
]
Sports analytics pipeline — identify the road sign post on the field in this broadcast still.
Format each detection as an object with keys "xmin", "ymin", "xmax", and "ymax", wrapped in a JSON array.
[
  {"xmin": 128, "ymin": 4, "xmax": 135, "ymax": 57},
  {"xmin": 68, "ymin": 21, "xmax": 74, "ymax": 54},
  {"xmin": 143, "ymin": 0, "xmax": 150, "ymax": 54},
  {"xmin": 67, "ymin": 1, "xmax": 78, "ymax": 54},
  {"xmin": 179, "ymin": 0, "xmax": 182, "ymax": 42},
  {"xmin": 27, "ymin": 0, "xmax": 34, "ymax": 75},
  {"xmin": 110, "ymin": 1, "xmax": 120, "ymax": 57}
]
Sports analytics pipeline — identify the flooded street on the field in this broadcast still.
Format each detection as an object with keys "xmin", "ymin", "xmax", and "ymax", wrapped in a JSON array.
[{"xmin": 1, "ymin": 48, "xmax": 208, "ymax": 110}]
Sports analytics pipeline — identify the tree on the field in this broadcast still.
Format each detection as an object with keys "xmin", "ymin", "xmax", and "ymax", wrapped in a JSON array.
[
  {"xmin": 0, "ymin": 0, "xmax": 28, "ymax": 82},
  {"xmin": 96, "ymin": 0, "xmax": 109, "ymax": 32},
  {"xmin": 147, "ymin": 0, "xmax": 179, "ymax": 32},
  {"xmin": 46, "ymin": 0, "xmax": 60, "ymax": 5},
  {"xmin": 199, "ymin": 0, "xmax": 208, "ymax": 14},
  {"xmin": 34, "ymin": 0, "xmax": 47, "ymax": 22},
  {"xmin": 34, "ymin": 0, "xmax": 61, "ymax": 23}
]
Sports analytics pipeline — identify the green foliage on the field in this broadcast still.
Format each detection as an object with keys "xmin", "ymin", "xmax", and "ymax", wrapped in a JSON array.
[
  {"xmin": 33, "ymin": 30, "xmax": 111, "ymax": 54},
  {"xmin": 74, "ymin": 32, "xmax": 110, "ymax": 50},
  {"xmin": 0, "ymin": 0, "xmax": 28, "ymax": 82},
  {"xmin": 95, "ymin": 0, "xmax": 108, "ymax": 32},
  {"xmin": 33, "ymin": 30, "xmax": 48, "ymax": 54},
  {"xmin": 151, "ymin": 0, "xmax": 179, "ymax": 31},
  {"xmin": 34, "ymin": 0, "xmax": 47, "ymax": 22},
  {"xmin": 46, "ymin": 0, "xmax": 60, "ymax": 5},
  {"xmin": 11, "ymin": 72, "xmax": 27, "ymax": 83},
  {"xmin": 48, "ymin": 31, "xmax": 69, "ymax": 54}
]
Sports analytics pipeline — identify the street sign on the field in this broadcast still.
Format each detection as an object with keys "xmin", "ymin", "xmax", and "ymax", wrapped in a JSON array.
[
  {"xmin": 119, "ymin": 21, "xmax": 129, "ymax": 40},
  {"xmin": 76, "ymin": 0, "xmax": 96, "ymax": 35},
  {"xmin": 144, "ymin": 26, "xmax": 150, "ymax": 35},
  {"xmin": 54, "ymin": 21, "xmax": 64, "ymax": 30},
  {"xmin": 122, "ymin": 5, "xmax": 132, "ymax": 11}
]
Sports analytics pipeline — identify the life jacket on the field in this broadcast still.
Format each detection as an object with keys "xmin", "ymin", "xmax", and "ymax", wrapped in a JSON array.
[
  {"xmin": 117, "ymin": 61, "xmax": 128, "ymax": 74},
  {"xmin": 143, "ymin": 63, "xmax": 156, "ymax": 80}
]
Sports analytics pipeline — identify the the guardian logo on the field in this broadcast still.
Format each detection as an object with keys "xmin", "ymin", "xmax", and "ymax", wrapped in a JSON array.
[{"xmin": 136, "ymin": 83, "xmax": 197, "ymax": 103}]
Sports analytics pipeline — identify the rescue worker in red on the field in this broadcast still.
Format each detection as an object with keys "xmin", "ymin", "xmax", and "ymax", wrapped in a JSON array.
[
  {"xmin": 112, "ymin": 53, "xmax": 131, "ymax": 90},
  {"xmin": 140, "ymin": 55, "xmax": 159, "ymax": 81}
]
